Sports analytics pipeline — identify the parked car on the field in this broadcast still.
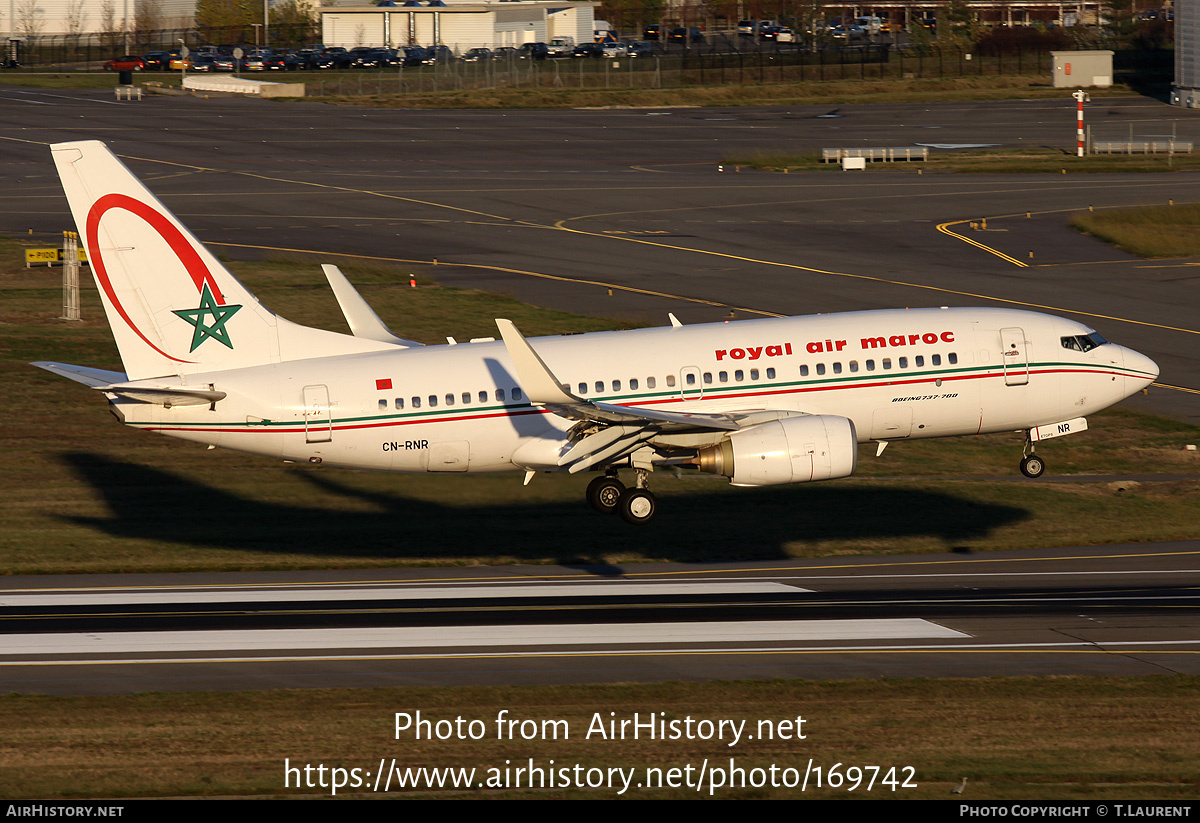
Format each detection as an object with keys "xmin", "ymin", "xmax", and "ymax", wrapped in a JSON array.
[
  {"xmin": 668, "ymin": 27, "xmax": 704, "ymax": 44},
  {"xmin": 142, "ymin": 51, "xmax": 171, "ymax": 71},
  {"xmin": 190, "ymin": 54, "xmax": 218, "ymax": 72},
  {"xmin": 462, "ymin": 47, "xmax": 493, "ymax": 62},
  {"xmin": 626, "ymin": 41, "xmax": 656, "ymax": 58},
  {"xmin": 572, "ymin": 43, "xmax": 603, "ymax": 58},
  {"xmin": 600, "ymin": 41, "xmax": 628, "ymax": 57},
  {"xmin": 103, "ymin": 55, "xmax": 146, "ymax": 71},
  {"xmin": 493, "ymin": 46, "xmax": 518, "ymax": 60},
  {"xmin": 517, "ymin": 42, "xmax": 548, "ymax": 60},
  {"xmin": 643, "ymin": 24, "xmax": 662, "ymax": 40}
]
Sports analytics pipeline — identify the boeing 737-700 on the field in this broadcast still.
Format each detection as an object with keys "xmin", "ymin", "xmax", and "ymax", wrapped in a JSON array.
[{"xmin": 34, "ymin": 141, "xmax": 1159, "ymax": 524}]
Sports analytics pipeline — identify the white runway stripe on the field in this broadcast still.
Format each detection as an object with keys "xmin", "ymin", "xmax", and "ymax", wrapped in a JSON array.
[{"xmin": 0, "ymin": 618, "xmax": 965, "ymax": 656}]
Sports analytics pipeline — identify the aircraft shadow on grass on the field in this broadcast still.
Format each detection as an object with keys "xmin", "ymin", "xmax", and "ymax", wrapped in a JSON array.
[{"xmin": 60, "ymin": 452, "xmax": 1028, "ymax": 565}]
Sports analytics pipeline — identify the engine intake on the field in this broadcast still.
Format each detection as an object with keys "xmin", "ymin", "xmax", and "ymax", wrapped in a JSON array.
[{"xmin": 696, "ymin": 415, "xmax": 858, "ymax": 486}]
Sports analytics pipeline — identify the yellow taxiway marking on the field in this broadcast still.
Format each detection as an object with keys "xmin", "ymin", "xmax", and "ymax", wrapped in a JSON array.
[
  {"xmin": 1154, "ymin": 382, "xmax": 1200, "ymax": 396},
  {"xmin": 547, "ymin": 223, "xmax": 1200, "ymax": 337},
  {"xmin": 935, "ymin": 219, "xmax": 1030, "ymax": 267}
]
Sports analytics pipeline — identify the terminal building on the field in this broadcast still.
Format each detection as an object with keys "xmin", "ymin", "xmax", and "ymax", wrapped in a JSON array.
[
  {"xmin": 1173, "ymin": 0, "xmax": 1198, "ymax": 106},
  {"xmin": 318, "ymin": 1, "xmax": 597, "ymax": 52}
]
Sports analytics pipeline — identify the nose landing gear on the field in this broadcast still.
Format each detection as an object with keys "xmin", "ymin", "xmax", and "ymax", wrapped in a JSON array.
[{"xmin": 1020, "ymin": 433, "xmax": 1045, "ymax": 478}]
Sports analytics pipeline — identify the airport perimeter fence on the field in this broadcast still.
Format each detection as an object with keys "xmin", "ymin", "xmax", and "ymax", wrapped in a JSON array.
[
  {"xmin": 3, "ymin": 28, "xmax": 1171, "ymax": 98},
  {"xmin": 303, "ymin": 46, "xmax": 1060, "ymax": 97},
  {"xmin": 4, "ymin": 24, "xmax": 318, "ymax": 70}
]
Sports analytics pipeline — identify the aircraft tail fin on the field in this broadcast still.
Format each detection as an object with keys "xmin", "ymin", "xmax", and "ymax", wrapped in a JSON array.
[{"xmin": 51, "ymin": 140, "xmax": 394, "ymax": 380}]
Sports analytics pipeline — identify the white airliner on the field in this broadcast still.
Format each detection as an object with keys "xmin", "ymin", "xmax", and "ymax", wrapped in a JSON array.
[{"xmin": 35, "ymin": 140, "xmax": 1159, "ymax": 524}]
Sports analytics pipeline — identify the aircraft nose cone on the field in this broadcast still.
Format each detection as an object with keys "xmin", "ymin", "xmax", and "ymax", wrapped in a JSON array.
[{"xmin": 1122, "ymin": 347, "xmax": 1159, "ymax": 393}]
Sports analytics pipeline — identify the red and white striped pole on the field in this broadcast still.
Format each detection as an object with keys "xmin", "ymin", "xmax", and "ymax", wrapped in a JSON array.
[{"xmin": 1072, "ymin": 89, "xmax": 1088, "ymax": 157}]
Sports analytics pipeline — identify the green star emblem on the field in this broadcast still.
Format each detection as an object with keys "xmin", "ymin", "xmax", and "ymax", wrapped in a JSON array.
[{"xmin": 173, "ymin": 283, "xmax": 242, "ymax": 352}]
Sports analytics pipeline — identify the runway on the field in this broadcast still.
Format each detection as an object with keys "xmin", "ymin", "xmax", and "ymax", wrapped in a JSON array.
[{"xmin": 3, "ymin": 542, "xmax": 1198, "ymax": 694}]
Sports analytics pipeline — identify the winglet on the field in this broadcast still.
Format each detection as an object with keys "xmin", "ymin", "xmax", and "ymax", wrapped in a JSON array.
[
  {"xmin": 320, "ymin": 264, "xmax": 423, "ymax": 347},
  {"xmin": 495, "ymin": 319, "xmax": 581, "ymax": 405}
]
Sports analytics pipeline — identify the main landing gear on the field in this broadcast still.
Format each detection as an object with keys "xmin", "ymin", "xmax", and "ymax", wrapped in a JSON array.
[
  {"xmin": 1020, "ymin": 433, "xmax": 1045, "ymax": 478},
  {"xmin": 586, "ymin": 469, "xmax": 658, "ymax": 525}
]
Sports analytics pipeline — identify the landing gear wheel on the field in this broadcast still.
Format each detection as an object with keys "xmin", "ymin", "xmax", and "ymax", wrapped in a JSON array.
[
  {"xmin": 586, "ymin": 476, "xmax": 625, "ymax": 514},
  {"xmin": 617, "ymin": 489, "xmax": 658, "ymax": 525},
  {"xmin": 1020, "ymin": 454, "xmax": 1045, "ymax": 478}
]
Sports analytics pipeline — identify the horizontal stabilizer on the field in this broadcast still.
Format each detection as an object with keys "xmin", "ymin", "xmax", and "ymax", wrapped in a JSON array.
[
  {"xmin": 320, "ymin": 264, "xmax": 423, "ymax": 348},
  {"xmin": 95, "ymin": 384, "xmax": 227, "ymax": 407},
  {"xmin": 32, "ymin": 361, "xmax": 128, "ymax": 387}
]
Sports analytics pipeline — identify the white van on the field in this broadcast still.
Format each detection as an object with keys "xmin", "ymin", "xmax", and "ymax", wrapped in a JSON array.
[
  {"xmin": 548, "ymin": 36, "xmax": 575, "ymax": 56},
  {"xmin": 855, "ymin": 16, "xmax": 887, "ymax": 34}
]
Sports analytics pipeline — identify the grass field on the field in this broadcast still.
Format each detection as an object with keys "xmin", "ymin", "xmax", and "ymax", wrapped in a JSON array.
[
  {"xmin": 0, "ymin": 69, "xmax": 1143, "ymax": 110},
  {"xmin": 4, "ymin": 237, "xmax": 1199, "ymax": 574},
  {"xmin": 1, "ymin": 677, "xmax": 1197, "ymax": 799},
  {"xmin": 1072, "ymin": 203, "xmax": 1200, "ymax": 258}
]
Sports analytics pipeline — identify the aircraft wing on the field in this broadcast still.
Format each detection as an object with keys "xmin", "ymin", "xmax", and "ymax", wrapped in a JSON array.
[{"xmin": 495, "ymin": 319, "xmax": 741, "ymax": 433}]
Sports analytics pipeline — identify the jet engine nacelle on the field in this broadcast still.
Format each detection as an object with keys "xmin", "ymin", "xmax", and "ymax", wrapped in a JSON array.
[{"xmin": 697, "ymin": 415, "xmax": 858, "ymax": 486}]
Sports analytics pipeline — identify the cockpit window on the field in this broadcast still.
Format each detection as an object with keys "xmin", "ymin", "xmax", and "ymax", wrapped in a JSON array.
[{"xmin": 1062, "ymin": 333, "xmax": 1107, "ymax": 352}]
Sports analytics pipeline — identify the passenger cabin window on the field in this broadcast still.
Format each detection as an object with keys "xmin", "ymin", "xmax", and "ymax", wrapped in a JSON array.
[
  {"xmin": 630, "ymin": 379, "xmax": 639, "ymax": 390},
  {"xmin": 428, "ymin": 395, "xmax": 438, "ymax": 408},
  {"xmin": 931, "ymin": 355, "xmax": 942, "ymax": 366},
  {"xmin": 685, "ymin": 373, "xmax": 696, "ymax": 386},
  {"xmin": 866, "ymin": 360, "xmax": 876, "ymax": 372},
  {"xmin": 882, "ymin": 358, "xmax": 892, "ymax": 370},
  {"xmin": 378, "ymin": 399, "xmax": 387, "ymax": 411},
  {"xmin": 513, "ymin": 388, "xmax": 523, "ymax": 400},
  {"xmin": 833, "ymin": 362, "xmax": 843, "ymax": 374},
  {"xmin": 816, "ymin": 364, "xmax": 826, "ymax": 376},
  {"xmin": 948, "ymin": 353, "xmax": 958, "ymax": 365},
  {"xmin": 612, "ymin": 380, "xmax": 620, "ymax": 392},
  {"xmin": 462, "ymin": 392, "xmax": 470, "ymax": 405},
  {"xmin": 578, "ymin": 383, "xmax": 588, "ymax": 395},
  {"xmin": 849, "ymin": 361, "xmax": 859, "ymax": 373},
  {"xmin": 595, "ymin": 381, "xmax": 604, "ymax": 394},
  {"xmin": 898, "ymin": 357, "xmax": 908, "ymax": 369},
  {"xmin": 915, "ymin": 355, "xmax": 925, "ymax": 367},
  {"xmin": 478, "ymin": 390, "xmax": 487, "ymax": 403},
  {"xmin": 703, "ymin": 372, "xmax": 712, "ymax": 384},
  {"xmin": 666, "ymin": 375, "xmax": 676, "ymax": 388},
  {"xmin": 445, "ymin": 393, "xmax": 454, "ymax": 406},
  {"xmin": 496, "ymin": 389, "xmax": 505, "ymax": 402},
  {"xmin": 412, "ymin": 396, "xmax": 421, "ymax": 409},
  {"xmin": 647, "ymin": 377, "xmax": 656, "ymax": 389},
  {"xmin": 734, "ymin": 370, "xmax": 744, "ymax": 382},
  {"xmin": 766, "ymin": 368, "xmax": 775, "ymax": 379},
  {"xmin": 800, "ymin": 365, "xmax": 809, "ymax": 377},
  {"xmin": 750, "ymin": 369, "xmax": 759, "ymax": 380},
  {"xmin": 395, "ymin": 398, "xmax": 404, "ymax": 410},
  {"xmin": 719, "ymin": 371, "xmax": 728, "ymax": 383}
]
